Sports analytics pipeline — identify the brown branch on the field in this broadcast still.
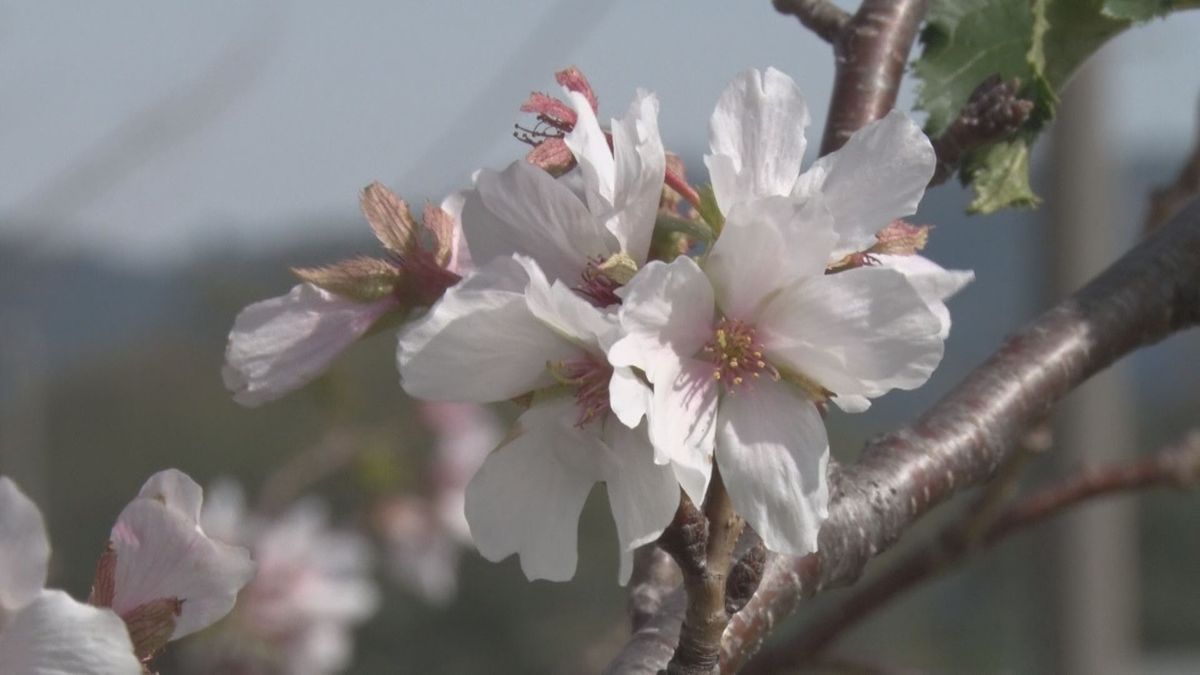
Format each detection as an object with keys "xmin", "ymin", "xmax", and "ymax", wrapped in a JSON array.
[
  {"xmin": 820, "ymin": 0, "xmax": 930, "ymax": 155},
  {"xmin": 772, "ymin": 0, "xmax": 851, "ymax": 44},
  {"xmin": 629, "ymin": 545, "xmax": 681, "ymax": 632},
  {"xmin": 1146, "ymin": 101, "xmax": 1200, "ymax": 232},
  {"xmin": 929, "ymin": 75, "xmax": 1035, "ymax": 186},
  {"xmin": 604, "ymin": 199, "xmax": 1200, "ymax": 674},
  {"xmin": 667, "ymin": 471, "xmax": 745, "ymax": 675},
  {"xmin": 746, "ymin": 431, "xmax": 1200, "ymax": 671}
]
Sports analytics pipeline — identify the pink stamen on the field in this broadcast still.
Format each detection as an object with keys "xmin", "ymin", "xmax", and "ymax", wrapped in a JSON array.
[
  {"xmin": 549, "ymin": 355, "xmax": 612, "ymax": 427},
  {"xmin": 574, "ymin": 256, "xmax": 622, "ymax": 308}
]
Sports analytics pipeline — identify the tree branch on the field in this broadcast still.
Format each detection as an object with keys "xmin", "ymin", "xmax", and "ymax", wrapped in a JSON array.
[
  {"xmin": 772, "ymin": 0, "xmax": 851, "ymax": 44},
  {"xmin": 629, "ymin": 545, "xmax": 681, "ymax": 632},
  {"xmin": 1146, "ymin": 100, "xmax": 1200, "ymax": 232},
  {"xmin": 820, "ymin": 0, "xmax": 930, "ymax": 155},
  {"xmin": 746, "ymin": 431, "xmax": 1200, "ymax": 671},
  {"xmin": 604, "ymin": 199, "xmax": 1200, "ymax": 673}
]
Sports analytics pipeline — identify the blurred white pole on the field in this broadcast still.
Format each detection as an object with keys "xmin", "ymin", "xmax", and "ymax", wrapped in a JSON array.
[{"xmin": 1045, "ymin": 57, "xmax": 1140, "ymax": 675}]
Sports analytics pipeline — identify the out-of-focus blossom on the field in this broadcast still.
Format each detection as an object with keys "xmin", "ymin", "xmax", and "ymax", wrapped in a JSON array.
[
  {"xmin": 0, "ymin": 476, "xmax": 141, "ymax": 674},
  {"xmin": 91, "ymin": 470, "xmax": 255, "ymax": 663},
  {"xmin": 377, "ymin": 402, "xmax": 503, "ymax": 604},
  {"xmin": 224, "ymin": 184, "xmax": 468, "ymax": 407},
  {"xmin": 186, "ymin": 482, "xmax": 379, "ymax": 675}
]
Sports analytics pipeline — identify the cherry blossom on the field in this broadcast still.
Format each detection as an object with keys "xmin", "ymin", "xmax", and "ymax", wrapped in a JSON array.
[
  {"xmin": 90, "ymin": 469, "xmax": 255, "ymax": 663},
  {"xmin": 398, "ymin": 255, "xmax": 678, "ymax": 583},
  {"xmin": 187, "ymin": 482, "xmax": 380, "ymax": 675},
  {"xmin": 0, "ymin": 476, "xmax": 141, "ymax": 675}
]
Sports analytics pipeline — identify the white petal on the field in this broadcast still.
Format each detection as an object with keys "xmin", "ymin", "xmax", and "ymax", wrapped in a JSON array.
[
  {"xmin": 563, "ymin": 90, "xmax": 616, "ymax": 214},
  {"xmin": 875, "ymin": 254, "xmax": 974, "ymax": 339},
  {"xmin": 137, "ymin": 468, "xmax": 203, "ymax": 525},
  {"xmin": 600, "ymin": 420, "xmax": 680, "ymax": 585},
  {"xmin": 0, "ymin": 477, "xmax": 49, "ymax": 616},
  {"xmin": 646, "ymin": 355, "xmax": 718, "ymax": 507},
  {"xmin": 705, "ymin": 67, "xmax": 810, "ymax": 212},
  {"xmin": 398, "ymin": 257, "xmax": 581, "ymax": 402},
  {"xmin": 110, "ymin": 498, "xmax": 255, "ymax": 639},
  {"xmin": 608, "ymin": 257, "xmax": 714, "ymax": 373},
  {"xmin": 607, "ymin": 89, "xmax": 666, "ymax": 263},
  {"xmin": 223, "ymin": 284, "xmax": 397, "ymax": 407},
  {"xmin": 439, "ymin": 190, "xmax": 474, "ymax": 276},
  {"xmin": 793, "ymin": 110, "xmax": 935, "ymax": 255},
  {"xmin": 715, "ymin": 379, "xmax": 829, "ymax": 556},
  {"xmin": 197, "ymin": 479, "xmax": 246, "ymax": 545},
  {"xmin": 832, "ymin": 394, "xmax": 871, "ymax": 414},
  {"xmin": 467, "ymin": 161, "xmax": 613, "ymax": 284},
  {"xmin": 464, "ymin": 398, "xmax": 605, "ymax": 582},
  {"xmin": 0, "ymin": 590, "xmax": 140, "ymax": 675},
  {"xmin": 609, "ymin": 366, "xmax": 650, "ymax": 429},
  {"xmin": 520, "ymin": 256, "xmax": 612, "ymax": 349},
  {"xmin": 704, "ymin": 194, "xmax": 836, "ymax": 319},
  {"xmin": 758, "ymin": 266, "xmax": 944, "ymax": 401}
]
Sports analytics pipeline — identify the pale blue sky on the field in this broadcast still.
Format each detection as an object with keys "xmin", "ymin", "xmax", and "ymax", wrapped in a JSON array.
[{"xmin": 1, "ymin": 1, "xmax": 1197, "ymax": 267}]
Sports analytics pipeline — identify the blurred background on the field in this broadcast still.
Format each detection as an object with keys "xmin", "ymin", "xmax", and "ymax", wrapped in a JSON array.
[{"xmin": 1, "ymin": 1, "xmax": 1198, "ymax": 673}]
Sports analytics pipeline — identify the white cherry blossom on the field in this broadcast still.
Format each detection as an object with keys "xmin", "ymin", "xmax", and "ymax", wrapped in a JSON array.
[
  {"xmin": 0, "ymin": 476, "xmax": 141, "ymax": 675},
  {"xmin": 398, "ymin": 254, "xmax": 678, "ymax": 583},
  {"xmin": 99, "ymin": 470, "xmax": 255, "ymax": 643},
  {"xmin": 459, "ymin": 86, "xmax": 665, "ymax": 306}
]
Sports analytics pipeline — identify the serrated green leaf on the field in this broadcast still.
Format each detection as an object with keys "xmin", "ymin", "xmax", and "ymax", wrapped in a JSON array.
[
  {"xmin": 915, "ymin": 0, "xmax": 1196, "ymax": 213},
  {"xmin": 965, "ymin": 141, "xmax": 1040, "ymax": 214}
]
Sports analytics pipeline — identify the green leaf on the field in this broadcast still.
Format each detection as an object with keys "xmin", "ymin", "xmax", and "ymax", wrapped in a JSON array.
[
  {"xmin": 696, "ymin": 184, "xmax": 725, "ymax": 235},
  {"xmin": 964, "ymin": 141, "xmax": 1039, "ymax": 214},
  {"xmin": 915, "ymin": 0, "xmax": 1197, "ymax": 213}
]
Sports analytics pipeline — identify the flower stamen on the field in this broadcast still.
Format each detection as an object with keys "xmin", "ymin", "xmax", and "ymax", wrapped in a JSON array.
[
  {"xmin": 703, "ymin": 319, "xmax": 779, "ymax": 393},
  {"xmin": 547, "ymin": 355, "xmax": 612, "ymax": 426}
]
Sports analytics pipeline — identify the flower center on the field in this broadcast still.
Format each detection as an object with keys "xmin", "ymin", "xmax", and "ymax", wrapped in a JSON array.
[
  {"xmin": 702, "ymin": 319, "xmax": 779, "ymax": 392},
  {"xmin": 548, "ymin": 355, "xmax": 611, "ymax": 426},
  {"xmin": 574, "ymin": 257, "xmax": 623, "ymax": 308}
]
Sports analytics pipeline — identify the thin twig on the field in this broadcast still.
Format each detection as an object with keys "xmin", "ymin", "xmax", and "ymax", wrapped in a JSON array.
[
  {"xmin": 772, "ymin": 0, "xmax": 851, "ymax": 44},
  {"xmin": 745, "ymin": 431, "xmax": 1200, "ymax": 671},
  {"xmin": 820, "ymin": 0, "xmax": 930, "ymax": 155},
  {"xmin": 604, "ymin": 199, "xmax": 1200, "ymax": 673},
  {"xmin": 668, "ymin": 470, "xmax": 745, "ymax": 675},
  {"xmin": 1146, "ymin": 100, "xmax": 1200, "ymax": 231}
]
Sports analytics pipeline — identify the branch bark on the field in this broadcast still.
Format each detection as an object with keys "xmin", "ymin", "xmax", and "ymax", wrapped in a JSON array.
[
  {"xmin": 820, "ymin": 0, "xmax": 930, "ymax": 155},
  {"xmin": 1146, "ymin": 100, "xmax": 1200, "ymax": 232},
  {"xmin": 603, "ymin": 198, "xmax": 1200, "ymax": 673},
  {"xmin": 772, "ymin": 0, "xmax": 851, "ymax": 44},
  {"xmin": 746, "ymin": 431, "xmax": 1200, "ymax": 671}
]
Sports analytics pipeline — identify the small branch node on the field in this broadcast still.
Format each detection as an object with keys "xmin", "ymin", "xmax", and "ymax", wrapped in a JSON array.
[{"xmin": 930, "ymin": 75, "xmax": 1035, "ymax": 186}]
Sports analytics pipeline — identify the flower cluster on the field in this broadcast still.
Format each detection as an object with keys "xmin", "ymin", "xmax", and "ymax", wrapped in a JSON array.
[
  {"xmin": 180, "ymin": 481, "xmax": 380, "ymax": 675},
  {"xmin": 0, "ymin": 470, "xmax": 254, "ymax": 673},
  {"xmin": 224, "ymin": 67, "xmax": 971, "ymax": 583}
]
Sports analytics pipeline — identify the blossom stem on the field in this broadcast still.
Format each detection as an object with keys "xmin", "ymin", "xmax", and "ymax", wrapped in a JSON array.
[
  {"xmin": 744, "ymin": 431, "xmax": 1200, "ymax": 671},
  {"xmin": 667, "ymin": 469, "xmax": 744, "ymax": 675},
  {"xmin": 664, "ymin": 168, "xmax": 703, "ymax": 211}
]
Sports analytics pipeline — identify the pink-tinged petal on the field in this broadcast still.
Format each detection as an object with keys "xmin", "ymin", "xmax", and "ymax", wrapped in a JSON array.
[
  {"xmin": 197, "ymin": 479, "xmax": 245, "ymax": 545},
  {"xmin": 705, "ymin": 67, "xmax": 810, "ymax": 212},
  {"xmin": 646, "ymin": 355, "xmax": 718, "ymax": 506},
  {"xmin": 609, "ymin": 366, "xmax": 650, "ymax": 429},
  {"xmin": 464, "ymin": 397, "xmax": 606, "ymax": 582},
  {"xmin": 420, "ymin": 402, "xmax": 504, "ymax": 542},
  {"xmin": 0, "ymin": 590, "xmax": 140, "ymax": 675},
  {"xmin": 600, "ymin": 419, "xmax": 680, "ymax": 585},
  {"xmin": 758, "ymin": 266, "xmax": 944, "ymax": 401},
  {"xmin": 608, "ymin": 89, "xmax": 666, "ymax": 264},
  {"xmin": 563, "ymin": 90, "xmax": 616, "ymax": 215},
  {"xmin": 378, "ymin": 498, "xmax": 462, "ymax": 605},
  {"xmin": 519, "ymin": 256, "xmax": 613, "ymax": 350},
  {"xmin": 716, "ymin": 379, "xmax": 829, "ymax": 556},
  {"xmin": 608, "ymin": 258, "xmax": 715, "ymax": 373},
  {"xmin": 137, "ymin": 468, "xmax": 203, "ymax": 525},
  {"xmin": 0, "ymin": 477, "xmax": 49, "ymax": 616},
  {"xmin": 110, "ymin": 495, "xmax": 255, "ymax": 639},
  {"xmin": 223, "ymin": 283, "xmax": 399, "ymax": 407},
  {"xmin": 439, "ymin": 191, "xmax": 474, "ymax": 276},
  {"xmin": 875, "ymin": 254, "xmax": 974, "ymax": 339},
  {"xmin": 467, "ymin": 161, "xmax": 613, "ymax": 284},
  {"xmin": 705, "ymin": 195, "xmax": 836, "ymax": 320},
  {"xmin": 398, "ymin": 256, "xmax": 581, "ymax": 402},
  {"xmin": 793, "ymin": 110, "xmax": 935, "ymax": 255}
]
